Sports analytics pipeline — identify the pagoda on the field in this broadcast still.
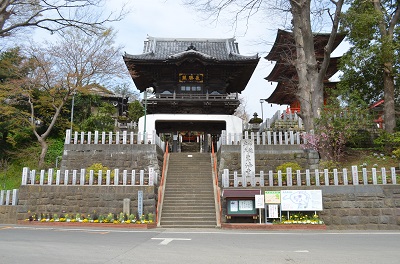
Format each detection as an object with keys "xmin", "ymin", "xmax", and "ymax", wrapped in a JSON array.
[
  {"xmin": 265, "ymin": 29, "xmax": 345, "ymax": 113},
  {"xmin": 123, "ymin": 36, "xmax": 259, "ymax": 151}
]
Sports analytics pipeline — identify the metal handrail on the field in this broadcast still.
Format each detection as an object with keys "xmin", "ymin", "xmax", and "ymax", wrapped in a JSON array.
[
  {"xmin": 156, "ymin": 142, "xmax": 169, "ymax": 226},
  {"xmin": 211, "ymin": 143, "xmax": 222, "ymax": 227}
]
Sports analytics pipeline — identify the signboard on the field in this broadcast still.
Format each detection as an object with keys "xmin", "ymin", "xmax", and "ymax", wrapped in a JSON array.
[
  {"xmin": 138, "ymin": 190, "xmax": 143, "ymax": 218},
  {"xmin": 178, "ymin": 73, "xmax": 204, "ymax": 83},
  {"xmin": 268, "ymin": 204, "xmax": 279, "ymax": 218},
  {"xmin": 265, "ymin": 191, "xmax": 281, "ymax": 204},
  {"xmin": 280, "ymin": 190, "xmax": 323, "ymax": 211},
  {"xmin": 227, "ymin": 199, "xmax": 256, "ymax": 215},
  {"xmin": 255, "ymin": 195, "xmax": 265, "ymax": 209},
  {"xmin": 241, "ymin": 139, "xmax": 255, "ymax": 182}
]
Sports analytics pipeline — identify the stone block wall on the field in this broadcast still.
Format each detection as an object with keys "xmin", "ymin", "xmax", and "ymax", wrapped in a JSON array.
[
  {"xmin": 0, "ymin": 206, "xmax": 17, "ymax": 224},
  {"xmin": 221, "ymin": 185, "xmax": 400, "ymax": 229},
  {"xmin": 319, "ymin": 185, "xmax": 400, "ymax": 230},
  {"xmin": 217, "ymin": 145, "xmax": 319, "ymax": 175},
  {"xmin": 60, "ymin": 144, "xmax": 164, "ymax": 175},
  {"xmin": 16, "ymin": 185, "xmax": 157, "ymax": 221}
]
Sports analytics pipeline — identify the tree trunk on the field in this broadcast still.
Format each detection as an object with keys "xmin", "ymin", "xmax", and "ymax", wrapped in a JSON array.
[
  {"xmin": 38, "ymin": 137, "xmax": 49, "ymax": 169},
  {"xmin": 290, "ymin": 0, "xmax": 320, "ymax": 132},
  {"xmin": 383, "ymin": 61, "xmax": 396, "ymax": 133}
]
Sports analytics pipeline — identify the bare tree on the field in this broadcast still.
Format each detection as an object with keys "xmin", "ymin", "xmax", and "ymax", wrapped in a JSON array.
[
  {"xmin": 0, "ymin": 0, "xmax": 128, "ymax": 37},
  {"xmin": 234, "ymin": 96, "xmax": 250, "ymax": 123},
  {"xmin": 184, "ymin": 0, "xmax": 344, "ymax": 131},
  {"xmin": 20, "ymin": 28, "xmax": 128, "ymax": 167}
]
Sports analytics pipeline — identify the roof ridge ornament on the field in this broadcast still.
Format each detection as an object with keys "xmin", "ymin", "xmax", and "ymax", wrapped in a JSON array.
[{"xmin": 186, "ymin": 43, "xmax": 197, "ymax": 51}]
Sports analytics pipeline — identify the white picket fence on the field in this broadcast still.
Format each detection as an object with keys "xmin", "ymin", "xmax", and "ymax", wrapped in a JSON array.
[
  {"xmin": 21, "ymin": 167, "xmax": 158, "ymax": 187},
  {"xmin": 64, "ymin": 129, "xmax": 166, "ymax": 151},
  {"xmin": 218, "ymin": 130, "xmax": 306, "ymax": 147},
  {"xmin": 261, "ymin": 110, "xmax": 304, "ymax": 131},
  {"xmin": 221, "ymin": 165, "xmax": 398, "ymax": 187},
  {"xmin": 0, "ymin": 189, "xmax": 18, "ymax": 206}
]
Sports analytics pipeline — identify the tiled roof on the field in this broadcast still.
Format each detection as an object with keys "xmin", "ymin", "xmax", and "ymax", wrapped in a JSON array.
[{"xmin": 124, "ymin": 36, "xmax": 258, "ymax": 61}]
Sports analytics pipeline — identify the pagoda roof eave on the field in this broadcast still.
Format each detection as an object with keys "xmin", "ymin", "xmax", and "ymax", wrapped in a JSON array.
[
  {"xmin": 266, "ymin": 81, "xmax": 339, "ymax": 105},
  {"xmin": 265, "ymin": 29, "xmax": 346, "ymax": 61},
  {"xmin": 265, "ymin": 57, "xmax": 341, "ymax": 82}
]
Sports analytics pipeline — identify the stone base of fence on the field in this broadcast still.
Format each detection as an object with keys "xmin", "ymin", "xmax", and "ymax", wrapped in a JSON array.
[
  {"xmin": 221, "ymin": 223, "xmax": 327, "ymax": 230},
  {"xmin": 0, "ymin": 206, "xmax": 17, "ymax": 224},
  {"xmin": 17, "ymin": 220, "xmax": 157, "ymax": 229}
]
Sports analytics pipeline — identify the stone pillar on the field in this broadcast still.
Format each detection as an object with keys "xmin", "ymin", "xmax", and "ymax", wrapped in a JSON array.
[
  {"xmin": 204, "ymin": 133, "xmax": 209, "ymax": 152},
  {"xmin": 172, "ymin": 133, "xmax": 178, "ymax": 152}
]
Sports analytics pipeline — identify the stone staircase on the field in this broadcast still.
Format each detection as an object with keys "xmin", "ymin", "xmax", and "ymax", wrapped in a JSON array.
[{"xmin": 160, "ymin": 152, "xmax": 217, "ymax": 228}]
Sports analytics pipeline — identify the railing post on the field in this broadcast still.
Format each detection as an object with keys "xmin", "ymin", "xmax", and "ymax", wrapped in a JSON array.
[
  {"xmin": 80, "ymin": 131, "xmax": 84, "ymax": 144},
  {"xmin": 21, "ymin": 167, "xmax": 29, "ymax": 185},
  {"xmin": 140, "ymin": 170, "xmax": 144, "ymax": 185},
  {"xmin": 269, "ymin": 170, "xmax": 274, "ymax": 187},
  {"xmin": 306, "ymin": 169, "xmax": 311, "ymax": 186},
  {"xmin": 131, "ymin": 170, "xmax": 136, "ymax": 185},
  {"xmin": 362, "ymin": 168, "xmax": 368, "ymax": 185},
  {"xmin": 315, "ymin": 169, "xmax": 320, "ymax": 186},
  {"xmin": 48, "ymin": 168, "xmax": 53, "ymax": 185},
  {"xmin": 89, "ymin": 170, "xmax": 94, "ymax": 185},
  {"xmin": 0, "ymin": 190, "xmax": 4, "ymax": 205},
  {"xmin": 64, "ymin": 170, "xmax": 69, "ymax": 185},
  {"xmin": 94, "ymin": 131, "xmax": 99, "ymax": 144},
  {"xmin": 79, "ymin": 169, "xmax": 85, "ymax": 185},
  {"xmin": 296, "ymin": 170, "xmax": 301, "ymax": 186},
  {"xmin": 333, "ymin": 169, "xmax": 338, "ymax": 185},
  {"xmin": 72, "ymin": 170, "xmax": 77, "ymax": 185},
  {"xmin": 39, "ymin": 170, "xmax": 45, "ymax": 185},
  {"xmin": 351, "ymin": 166, "xmax": 359, "ymax": 185},
  {"xmin": 324, "ymin": 169, "xmax": 329, "ymax": 186},
  {"xmin": 106, "ymin": 170, "xmax": 111, "ymax": 185},
  {"xmin": 286, "ymin": 168, "xmax": 292, "ymax": 186},
  {"xmin": 343, "ymin": 168, "xmax": 348, "ymax": 185},
  {"xmin": 372, "ymin": 168, "xmax": 377, "ymax": 185},
  {"xmin": 391, "ymin": 167, "xmax": 396, "ymax": 184},
  {"xmin": 234, "ymin": 171, "xmax": 238, "ymax": 187},
  {"xmin": 65, "ymin": 129, "xmax": 71, "ymax": 144},
  {"xmin": 381, "ymin": 168, "xmax": 387, "ymax": 184},
  {"xmin": 123, "ymin": 170, "xmax": 128, "ymax": 185},
  {"xmin": 5, "ymin": 190, "xmax": 10, "ymax": 205},
  {"xmin": 12, "ymin": 189, "xmax": 18, "ymax": 206},
  {"xmin": 114, "ymin": 169, "xmax": 119, "ymax": 185},
  {"xmin": 56, "ymin": 170, "xmax": 61, "ymax": 185}
]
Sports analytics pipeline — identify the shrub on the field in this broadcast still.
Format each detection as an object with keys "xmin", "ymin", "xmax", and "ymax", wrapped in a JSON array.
[
  {"xmin": 275, "ymin": 162, "xmax": 302, "ymax": 181},
  {"xmin": 85, "ymin": 163, "xmax": 113, "ymax": 180}
]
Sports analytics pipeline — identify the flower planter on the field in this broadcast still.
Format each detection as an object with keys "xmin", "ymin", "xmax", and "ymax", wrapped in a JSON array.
[
  {"xmin": 221, "ymin": 223, "xmax": 327, "ymax": 230},
  {"xmin": 18, "ymin": 220, "xmax": 157, "ymax": 229}
]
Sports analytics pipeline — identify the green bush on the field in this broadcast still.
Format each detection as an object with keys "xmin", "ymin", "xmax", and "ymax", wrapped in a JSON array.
[
  {"xmin": 275, "ymin": 162, "xmax": 302, "ymax": 181},
  {"xmin": 85, "ymin": 163, "xmax": 114, "ymax": 180}
]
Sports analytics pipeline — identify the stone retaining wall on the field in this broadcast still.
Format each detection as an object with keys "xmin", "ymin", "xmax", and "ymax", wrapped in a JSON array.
[
  {"xmin": 217, "ymin": 145, "xmax": 319, "ymax": 174},
  {"xmin": 221, "ymin": 185, "xmax": 400, "ymax": 230},
  {"xmin": 0, "ymin": 206, "xmax": 17, "ymax": 224},
  {"xmin": 60, "ymin": 144, "xmax": 164, "ymax": 174},
  {"xmin": 16, "ymin": 185, "xmax": 157, "ymax": 221}
]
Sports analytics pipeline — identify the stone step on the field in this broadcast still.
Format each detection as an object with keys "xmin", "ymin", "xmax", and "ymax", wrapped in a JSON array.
[
  {"xmin": 162, "ymin": 201, "xmax": 215, "ymax": 206},
  {"xmin": 160, "ymin": 219, "xmax": 216, "ymax": 225},
  {"xmin": 160, "ymin": 152, "xmax": 216, "ymax": 228},
  {"xmin": 160, "ymin": 224, "xmax": 216, "ymax": 228},
  {"xmin": 163, "ymin": 192, "xmax": 214, "ymax": 196}
]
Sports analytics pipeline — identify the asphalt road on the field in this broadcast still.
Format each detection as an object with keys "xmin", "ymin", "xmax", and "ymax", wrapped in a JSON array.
[{"xmin": 1, "ymin": 225, "xmax": 399, "ymax": 264}]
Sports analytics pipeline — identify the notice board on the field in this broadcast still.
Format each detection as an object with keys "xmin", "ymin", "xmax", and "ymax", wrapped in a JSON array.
[
  {"xmin": 280, "ymin": 190, "xmax": 323, "ymax": 211},
  {"xmin": 227, "ymin": 199, "xmax": 257, "ymax": 215}
]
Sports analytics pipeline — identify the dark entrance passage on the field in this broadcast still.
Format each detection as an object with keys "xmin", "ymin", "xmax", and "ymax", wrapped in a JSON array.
[{"xmin": 155, "ymin": 120, "xmax": 226, "ymax": 152}]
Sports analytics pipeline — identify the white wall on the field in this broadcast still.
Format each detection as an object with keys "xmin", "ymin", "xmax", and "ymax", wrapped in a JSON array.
[{"xmin": 138, "ymin": 114, "xmax": 243, "ymax": 135}]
